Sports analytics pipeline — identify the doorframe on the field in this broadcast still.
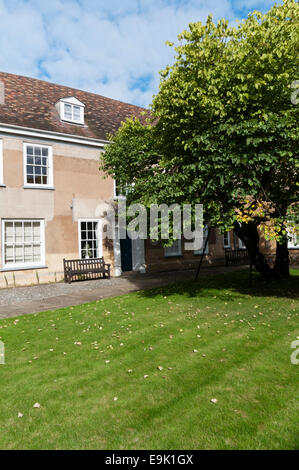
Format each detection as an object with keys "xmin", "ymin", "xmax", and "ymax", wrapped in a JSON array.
[{"xmin": 78, "ymin": 219, "xmax": 102, "ymax": 259}]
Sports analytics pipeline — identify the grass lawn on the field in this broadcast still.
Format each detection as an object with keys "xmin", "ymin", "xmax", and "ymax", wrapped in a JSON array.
[{"xmin": 0, "ymin": 269, "xmax": 298, "ymax": 450}]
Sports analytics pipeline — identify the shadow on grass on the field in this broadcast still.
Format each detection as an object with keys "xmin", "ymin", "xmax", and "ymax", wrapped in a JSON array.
[{"xmin": 136, "ymin": 269, "xmax": 299, "ymax": 301}]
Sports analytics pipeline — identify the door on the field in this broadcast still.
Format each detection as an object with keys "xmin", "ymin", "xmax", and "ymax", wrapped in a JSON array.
[{"xmin": 120, "ymin": 234, "xmax": 132, "ymax": 271}]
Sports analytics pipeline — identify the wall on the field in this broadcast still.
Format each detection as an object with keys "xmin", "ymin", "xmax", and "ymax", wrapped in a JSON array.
[
  {"xmin": 0, "ymin": 135, "xmax": 115, "ymax": 288},
  {"xmin": 145, "ymin": 228, "xmax": 228, "ymax": 273}
]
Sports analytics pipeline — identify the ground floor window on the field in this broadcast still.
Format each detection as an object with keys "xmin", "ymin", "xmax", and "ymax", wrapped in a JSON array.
[
  {"xmin": 194, "ymin": 226, "xmax": 209, "ymax": 255},
  {"xmin": 233, "ymin": 232, "xmax": 246, "ymax": 249},
  {"xmin": 164, "ymin": 239, "xmax": 182, "ymax": 257},
  {"xmin": 2, "ymin": 219, "xmax": 45, "ymax": 268},
  {"xmin": 287, "ymin": 227, "xmax": 298, "ymax": 249},
  {"xmin": 79, "ymin": 220, "xmax": 102, "ymax": 259},
  {"xmin": 223, "ymin": 231, "xmax": 231, "ymax": 248},
  {"xmin": 238, "ymin": 238, "xmax": 246, "ymax": 249}
]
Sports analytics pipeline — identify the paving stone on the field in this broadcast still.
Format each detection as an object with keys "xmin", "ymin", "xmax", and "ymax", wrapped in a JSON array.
[{"xmin": 0, "ymin": 266, "xmax": 248, "ymax": 319}]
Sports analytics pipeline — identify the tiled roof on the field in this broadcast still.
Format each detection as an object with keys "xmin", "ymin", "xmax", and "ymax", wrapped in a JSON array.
[{"xmin": 0, "ymin": 72, "xmax": 146, "ymax": 141}]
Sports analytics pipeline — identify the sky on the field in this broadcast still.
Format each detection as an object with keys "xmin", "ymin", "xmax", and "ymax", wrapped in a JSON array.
[{"xmin": 0, "ymin": 0, "xmax": 277, "ymax": 107}]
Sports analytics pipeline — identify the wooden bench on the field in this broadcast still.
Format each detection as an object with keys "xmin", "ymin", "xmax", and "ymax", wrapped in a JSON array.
[
  {"xmin": 225, "ymin": 249, "xmax": 249, "ymax": 266},
  {"xmin": 63, "ymin": 257, "xmax": 111, "ymax": 284}
]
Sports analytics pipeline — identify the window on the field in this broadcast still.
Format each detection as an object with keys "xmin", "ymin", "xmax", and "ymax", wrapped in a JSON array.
[
  {"xmin": 194, "ymin": 226, "xmax": 209, "ymax": 255},
  {"xmin": 79, "ymin": 220, "xmax": 102, "ymax": 259},
  {"xmin": 164, "ymin": 239, "xmax": 182, "ymax": 257},
  {"xmin": 63, "ymin": 103, "xmax": 82, "ymax": 123},
  {"xmin": 114, "ymin": 179, "xmax": 130, "ymax": 199},
  {"xmin": 223, "ymin": 231, "xmax": 231, "ymax": 248},
  {"xmin": 288, "ymin": 228, "xmax": 298, "ymax": 249},
  {"xmin": 0, "ymin": 139, "xmax": 3, "ymax": 185},
  {"xmin": 2, "ymin": 220, "xmax": 45, "ymax": 269},
  {"xmin": 239, "ymin": 238, "xmax": 246, "ymax": 249},
  {"xmin": 23, "ymin": 143, "xmax": 53, "ymax": 188},
  {"xmin": 59, "ymin": 97, "xmax": 85, "ymax": 124}
]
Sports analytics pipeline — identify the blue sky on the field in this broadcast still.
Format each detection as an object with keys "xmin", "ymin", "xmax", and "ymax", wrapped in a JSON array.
[{"xmin": 0, "ymin": 0, "xmax": 277, "ymax": 107}]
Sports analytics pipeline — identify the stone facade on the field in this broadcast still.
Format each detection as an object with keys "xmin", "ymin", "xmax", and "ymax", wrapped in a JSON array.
[{"xmin": 0, "ymin": 135, "xmax": 115, "ymax": 288}]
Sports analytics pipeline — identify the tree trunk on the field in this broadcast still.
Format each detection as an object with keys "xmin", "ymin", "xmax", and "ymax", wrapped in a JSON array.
[
  {"xmin": 274, "ymin": 238, "xmax": 290, "ymax": 277},
  {"xmin": 233, "ymin": 222, "xmax": 290, "ymax": 279},
  {"xmin": 233, "ymin": 222, "xmax": 274, "ymax": 279}
]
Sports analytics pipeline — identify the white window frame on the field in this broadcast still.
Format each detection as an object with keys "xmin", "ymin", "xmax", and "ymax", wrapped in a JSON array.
[
  {"xmin": 1, "ymin": 219, "xmax": 45, "ymax": 270},
  {"xmin": 23, "ymin": 143, "xmax": 53, "ymax": 189},
  {"xmin": 0, "ymin": 139, "xmax": 3, "ymax": 185},
  {"xmin": 60, "ymin": 99, "xmax": 84, "ymax": 125},
  {"xmin": 78, "ymin": 219, "xmax": 102, "ymax": 259},
  {"xmin": 223, "ymin": 231, "xmax": 231, "ymax": 249},
  {"xmin": 194, "ymin": 226, "xmax": 209, "ymax": 255},
  {"xmin": 287, "ymin": 227, "xmax": 298, "ymax": 249},
  {"xmin": 164, "ymin": 239, "xmax": 182, "ymax": 257},
  {"xmin": 239, "ymin": 238, "xmax": 246, "ymax": 249},
  {"xmin": 113, "ymin": 179, "xmax": 131, "ymax": 200},
  {"xmin": 113, "ymin": 179, "xmax": 124, "ymax": 200}
]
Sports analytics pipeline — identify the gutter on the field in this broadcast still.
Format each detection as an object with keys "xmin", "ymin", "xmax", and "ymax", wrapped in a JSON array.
[{"xmin": 0, "ymin": 122, "xmax": 111, "ymax": 148}]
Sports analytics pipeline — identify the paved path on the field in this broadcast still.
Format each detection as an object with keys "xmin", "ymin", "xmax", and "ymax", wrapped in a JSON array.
[{"xmin": 0, "ymin": 265, "xmax": 248, "ymax": 319}]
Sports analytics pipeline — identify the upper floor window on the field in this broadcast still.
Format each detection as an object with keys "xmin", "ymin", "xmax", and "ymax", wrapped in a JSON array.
[
  {"xmin": 23, "ymin": 143, "xmax": 53, "ymax": 188},
  {"xmin": 114, "ymin": 180, "xmax": 130, "ymax": 199},
  {"xmin": 0, "ymin": 139, "xmax": 3, "ymax": 185},
  {"xmin": 57, "ymin": 97, "xmax": 85, "ymax": 125}
]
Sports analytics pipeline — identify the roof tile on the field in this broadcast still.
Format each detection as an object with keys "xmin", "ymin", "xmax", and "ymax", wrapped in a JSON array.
[{"xmin": 0, "ymin": 72, "xmax": 146, "ymax": 141}]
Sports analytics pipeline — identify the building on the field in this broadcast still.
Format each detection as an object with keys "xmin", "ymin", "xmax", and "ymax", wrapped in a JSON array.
[
  {"xmin": 0, "ymin": 72, "xmax": 146, "ymax": 287},
  {"xmin": 0, "ymin": 72, "xmax": 297, "ymax": 288}
]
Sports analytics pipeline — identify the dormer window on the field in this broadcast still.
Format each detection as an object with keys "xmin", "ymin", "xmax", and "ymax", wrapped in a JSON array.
[{"xmin": 57, "ymin": 97, "xmax": 85, "ymax": 125}]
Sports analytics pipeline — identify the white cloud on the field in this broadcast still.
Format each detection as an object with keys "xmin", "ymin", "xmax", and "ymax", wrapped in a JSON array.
[{"xmin": 0, "ymin": 0, "xmax": 276, "ymax": 106}]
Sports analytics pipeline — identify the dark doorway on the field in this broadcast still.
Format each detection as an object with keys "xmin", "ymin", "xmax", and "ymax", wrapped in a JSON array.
[{"xmin": 120, "ymin": 235, "xmax": 133, "ymax": 272}]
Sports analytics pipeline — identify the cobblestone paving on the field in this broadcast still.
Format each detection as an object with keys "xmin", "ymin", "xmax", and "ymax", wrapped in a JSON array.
[{"xmin": 0, "ymin": 266, "xmax": 248, "ymax": 319}]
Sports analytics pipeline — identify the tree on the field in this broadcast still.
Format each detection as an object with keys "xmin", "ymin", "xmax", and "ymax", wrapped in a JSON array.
[{"xmin": 101, "ymin": 0, "xmax": 299, "ymax": 278}]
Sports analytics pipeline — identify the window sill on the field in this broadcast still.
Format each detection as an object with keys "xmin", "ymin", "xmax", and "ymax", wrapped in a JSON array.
[
  {"xmin": 164, "ymin": 254, "xmax": 183, "ymax": 258},
  {"xmin": 23, "ymin": 185, "xmax": 55, "ymax": 190},
  {"xmin": 61, "ymin": 118, "xmax": 85, "ymax": 126},
  {"xmin": 1, "ymin": 265, "xmax": 48, "ymax": 272}
]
